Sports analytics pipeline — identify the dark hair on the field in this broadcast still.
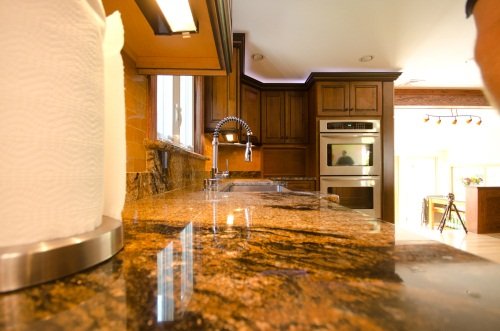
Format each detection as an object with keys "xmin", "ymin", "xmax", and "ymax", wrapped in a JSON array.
[{"xmin": 466, "ymin": 0, "xmax": 478, "ymax": 18}]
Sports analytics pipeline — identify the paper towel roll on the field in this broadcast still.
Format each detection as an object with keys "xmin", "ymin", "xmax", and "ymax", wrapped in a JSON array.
[
  {"xmin": 0, "ymin": 0, "xmax": 107, "ymax": 247},
  {"xmin": 103, "ymin": 12, "xmax": 126, "ymax": 220}
]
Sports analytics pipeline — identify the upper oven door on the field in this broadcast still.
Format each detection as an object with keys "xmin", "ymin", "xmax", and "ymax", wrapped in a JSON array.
[{"xmin": 320, "ymin": 133, "xmax": 381, "ymax": 176}]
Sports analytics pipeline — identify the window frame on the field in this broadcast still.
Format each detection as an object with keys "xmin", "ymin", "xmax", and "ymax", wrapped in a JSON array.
[{"xmin": 147, "ymin": 75, "xmax": 204, "ymax": 155}]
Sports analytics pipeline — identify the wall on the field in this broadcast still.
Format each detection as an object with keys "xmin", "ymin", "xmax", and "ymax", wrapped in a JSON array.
[
  {"xmin": 123, "ymin": 52, "xmax": 148, "ymax": 173},
  {"xmin": 123, "ymin": 53, "xmax": 208, "ymax": 200},
  {"xmin": 394, "ymin": 107, "xmax": 500, "ymax": 225},
  {"xmin": 202, "ymin": 134, "xmax": 262, "ymax": 177}
]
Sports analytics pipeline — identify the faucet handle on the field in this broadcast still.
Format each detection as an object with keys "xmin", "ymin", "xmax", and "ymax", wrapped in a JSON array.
[
  {"xmin": 222, "ymin": 159, "xmax": 229, "ymax": 177},
  {"xmin": 244, "ymin": 141, "xmax": 252, "ymax": 162}
]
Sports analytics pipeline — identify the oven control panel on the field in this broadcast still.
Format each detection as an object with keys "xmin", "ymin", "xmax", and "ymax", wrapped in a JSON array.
[{"xmin": 320, "ymin": 119, "xmax": 380, "ymax": 133}]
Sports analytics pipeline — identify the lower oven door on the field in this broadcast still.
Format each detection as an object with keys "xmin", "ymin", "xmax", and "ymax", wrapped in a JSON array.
[{"xmin": 320, "ymin": 176, "xmax": 381, "ymax": 218}]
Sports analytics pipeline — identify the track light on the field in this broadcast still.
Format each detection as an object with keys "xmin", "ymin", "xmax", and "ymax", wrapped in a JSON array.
[{"xmin": 423, "ymin": 109, "xmax": 482, "ymax": 126}]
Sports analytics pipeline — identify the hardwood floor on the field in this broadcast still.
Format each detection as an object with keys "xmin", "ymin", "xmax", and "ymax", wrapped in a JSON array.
[{"xmin": 396, "ymin": 224, "xmax": 500, "ymax": 264}]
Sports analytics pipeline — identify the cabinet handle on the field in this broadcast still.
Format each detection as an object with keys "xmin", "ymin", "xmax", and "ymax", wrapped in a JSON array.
[{"xmin": 344, "ymin": 108, "xmax": 349, "ymax": 112}]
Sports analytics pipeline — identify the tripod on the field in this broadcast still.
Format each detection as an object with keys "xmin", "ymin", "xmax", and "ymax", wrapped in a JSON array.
[{"xmin": 437, "ymin": 193, "xmax": 468, "ymax": 233}]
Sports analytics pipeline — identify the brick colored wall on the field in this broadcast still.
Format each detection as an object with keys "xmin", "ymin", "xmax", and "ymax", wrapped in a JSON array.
[
  {"xmin": 202, "ymin": 134, "xmax": 262, "ymax": 172},
  {"xmin": 123, "ymin": 52, "xmax": 148, "ymax": 173},
  {"xmin": 123, "ymin": 54, "xmax": 209, "ymax": 200}
]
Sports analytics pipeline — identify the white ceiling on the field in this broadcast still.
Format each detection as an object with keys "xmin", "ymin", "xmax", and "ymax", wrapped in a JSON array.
[{"xmin": 232, "ymin": 0, "xmax": 484, "ymax": 88}]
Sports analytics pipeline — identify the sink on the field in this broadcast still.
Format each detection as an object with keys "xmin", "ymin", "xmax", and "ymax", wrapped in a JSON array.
[{"xmin": 220, "ymin": 182, "xmax": 290, "ymax": 193}]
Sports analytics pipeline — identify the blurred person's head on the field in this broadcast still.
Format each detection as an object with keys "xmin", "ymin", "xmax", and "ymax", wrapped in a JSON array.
[{"xmin": 468, "ymin": 0, "xmax": 500, "ymax": 109}]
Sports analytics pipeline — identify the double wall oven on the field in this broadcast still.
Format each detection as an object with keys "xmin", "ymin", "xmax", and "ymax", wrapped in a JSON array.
[{"xmin": 319, "ymin": 119, "xmax": 381, "ymax": 218}]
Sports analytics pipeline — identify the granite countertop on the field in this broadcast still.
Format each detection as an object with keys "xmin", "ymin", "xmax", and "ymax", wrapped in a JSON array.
[{"xmin": 2, "ymin": 185, "xmax": 500, "ymax": 330}]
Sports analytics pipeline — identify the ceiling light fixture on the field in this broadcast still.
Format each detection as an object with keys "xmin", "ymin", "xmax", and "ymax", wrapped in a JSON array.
[
  {"xmin": 423, "ymin": 109, "xmax": 482, "ymax": 125},
  {"xmin": 359, "ymin": 55, "xmax": 374, "ymax": 62},
  {"xmin": 251, "ymin": 53, "xmax": 264, "ymax": 61},
  {"xmin": 135, "ymin": 0, "xmax": 197, "ymax": 36}
]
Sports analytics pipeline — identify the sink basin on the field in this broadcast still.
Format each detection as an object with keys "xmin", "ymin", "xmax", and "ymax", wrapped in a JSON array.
[{"xmin": 220, "ymin": 183, "xmax": 289, "ymax": 192}]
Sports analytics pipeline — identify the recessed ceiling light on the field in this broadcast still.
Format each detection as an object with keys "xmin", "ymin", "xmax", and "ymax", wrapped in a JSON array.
[
  {"xmin": 251, "ymin": 53, "xmax": 264, "ymax": 61},
  {"xmin": 359, "ymin": 55, "xmax": 374, "ymax": 62}
]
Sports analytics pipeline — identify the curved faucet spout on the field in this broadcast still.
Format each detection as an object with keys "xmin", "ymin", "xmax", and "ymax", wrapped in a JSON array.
[{"xmin": 211, "ymin": 116, "xmax": 253, "ymax": 179}]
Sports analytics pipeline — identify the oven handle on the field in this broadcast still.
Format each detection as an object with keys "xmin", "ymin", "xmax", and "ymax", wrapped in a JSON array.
[
  {"xmin": 321, "ymin": 176, "xmax": 379, "ymax": 181},
  {"xmin": 320, "ymin": 133, "xmax": 379, "ymax": 138}
]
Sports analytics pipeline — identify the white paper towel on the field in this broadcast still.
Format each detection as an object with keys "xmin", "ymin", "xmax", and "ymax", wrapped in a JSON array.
[
  {"xmin": 103, "ymin": 12, "xmax": 126, "ymax": 220},
  {"xmin": 0, "ymin": 0, "xmax": 107, "ymax": 247}
]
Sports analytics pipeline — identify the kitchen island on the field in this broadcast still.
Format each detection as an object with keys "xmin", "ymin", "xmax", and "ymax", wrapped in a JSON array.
[{"xmin": 1, "ymin": 185, "xmax": 500, "ymax": 330}]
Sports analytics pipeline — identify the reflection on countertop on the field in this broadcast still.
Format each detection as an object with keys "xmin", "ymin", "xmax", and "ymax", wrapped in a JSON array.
[{"xmin": 1, "ymin": 186, "xmax": 500, "ymax": 330}]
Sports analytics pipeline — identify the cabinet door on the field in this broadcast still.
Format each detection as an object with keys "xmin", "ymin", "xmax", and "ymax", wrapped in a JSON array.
[
  {"xmin": 240, "ymin": 84, "xmax": 261, "ymax": 143},
  {"xmin": 285, "ymin": 91, "xmax": 308, "ymax": 144},
  {"xmin": 261, "ymin": 91, "xmax": 284, "ymax": 144},
  {"xmin": 285, "ymin": 180, "xmax": 316, "ymax": 191},
  {"xmin": 316, "ymin": 82, "xmax": 349, "ymax": 116},
  {"xmin": 262, "ymin": 147, "xmax": 307, "ymax": 177},
  {"xmin": 349, "ymin": 81, "xmax": 382, "ymax": 116},
  {"xmin": 204, "ymin": 46, "xmax": 240, "ymax": 131}
]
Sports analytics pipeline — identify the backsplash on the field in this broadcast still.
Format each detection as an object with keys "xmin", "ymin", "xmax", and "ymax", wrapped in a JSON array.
[{"xmin": 126, "ymin": 139, "xmax": 208, "ymax": 201}]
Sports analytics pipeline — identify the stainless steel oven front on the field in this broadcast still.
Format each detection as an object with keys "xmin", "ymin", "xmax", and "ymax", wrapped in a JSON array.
[
  {"xmin": 319, "ymin": 119, "xmax": 381, "ymax": 176},
  {"xmin": 320, "ymin": 176, "xmax": 381, "ymax": 218},
  {"xmin": 319, "ymin": 119, "xmax": 382, "ymax": 218}
]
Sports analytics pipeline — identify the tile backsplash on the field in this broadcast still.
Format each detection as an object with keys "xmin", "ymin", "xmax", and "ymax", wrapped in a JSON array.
[{"xmin": 125, "ymin": 139, "xmax": 208, "ymax": 201}]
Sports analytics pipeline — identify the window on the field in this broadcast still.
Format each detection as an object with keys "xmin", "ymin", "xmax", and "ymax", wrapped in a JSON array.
[{"xmin": 157, "ymin": 75, "xmax": 194, "ymax": 150}]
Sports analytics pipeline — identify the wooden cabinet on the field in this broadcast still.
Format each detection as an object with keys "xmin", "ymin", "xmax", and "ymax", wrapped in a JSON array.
[
  {"xmin": 316, "ymin": 81, "xmax": 382, "ymax": 116},
  {"xmin": 466, "ymin": 186, "xmax": 500, "ymax": 233},
  {"xmin": 262, "ymin": 147, "xmax": 307, "ymax": 177},
  {"xmin": 204, "ymin": 45, "xmax": 241, "ymax": 131},
  {"xmin": 261, "ymin": 90, "xmax": 308, "ymax": 144},
  {"xmin": 285, "ymin": 180, "xmax": 316, "ymax": 192},
  {"xmin": 240, "ymin": 83, "xmax": 261, "ymax": 142}
]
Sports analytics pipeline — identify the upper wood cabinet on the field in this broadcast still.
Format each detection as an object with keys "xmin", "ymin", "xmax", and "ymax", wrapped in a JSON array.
[
  {"xmin": 316, "ymin": 81, "xmax": 382, "ymax": 116},
  {"xmin": 240, "ymin": 83, "xmax": 261, "ymax": 142},
  {"xmin": 204, "ymin": 45, "xmax": 241, "ymax": 131},
  {"xmin": 261, "ymin": 90, "xmax": 308, "ymax": 144}
]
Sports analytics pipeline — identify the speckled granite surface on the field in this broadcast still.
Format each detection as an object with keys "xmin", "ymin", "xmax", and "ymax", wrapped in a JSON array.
[{"xmin": 2, "ymin": 186, "xmax": 500, "ymax": 330}]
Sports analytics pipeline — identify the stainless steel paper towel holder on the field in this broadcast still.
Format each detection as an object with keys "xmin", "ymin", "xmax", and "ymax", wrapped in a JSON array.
[{"xmin": 0, "ymin": 216, "xmax": 123, "ymax": 293}]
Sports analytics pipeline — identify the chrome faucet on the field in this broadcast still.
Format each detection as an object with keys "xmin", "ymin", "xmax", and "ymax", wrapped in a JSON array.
[{"xmin": 211, "ymin": 116, "xmax": 253, "ymax": 179}]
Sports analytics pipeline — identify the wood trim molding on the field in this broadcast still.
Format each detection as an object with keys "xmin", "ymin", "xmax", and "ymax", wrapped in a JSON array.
[
  {"xmin": 206, "ymin": 0, "xmax": 233, "ymax": 74},
  {"xmin": 305, "ymin": 72, "xmax": 402, "ymax": 88},
  {"xmin": 395, "ymin": 89, "xmax": 490, "ymax": 107},
  {"xmin": 242, "ymin": 72, "xmax": 402, "ymax": 91},
  {"xmin": 147, "ymin": 75, "xmax": 157, "ymax": 140},
  {"xmin": 194, "ymin": 76, "xmax": 205, "ymax": 154},
  {"xmin": 241, "ymin": 74, "xmax": 307, "ymax": 91},
  {"xmin": 382, "ymin": 81, "xmax": 395, "ymax": 223}
]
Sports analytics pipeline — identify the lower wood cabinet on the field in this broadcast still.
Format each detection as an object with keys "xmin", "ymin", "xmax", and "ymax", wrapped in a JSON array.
[
  {"xmin": 262, "ymin": 146, "xmax": 307, "ymax": 177},
  {"xmin": 284, "ymin": 180, "xmax": 316, "ymax": 191}
]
